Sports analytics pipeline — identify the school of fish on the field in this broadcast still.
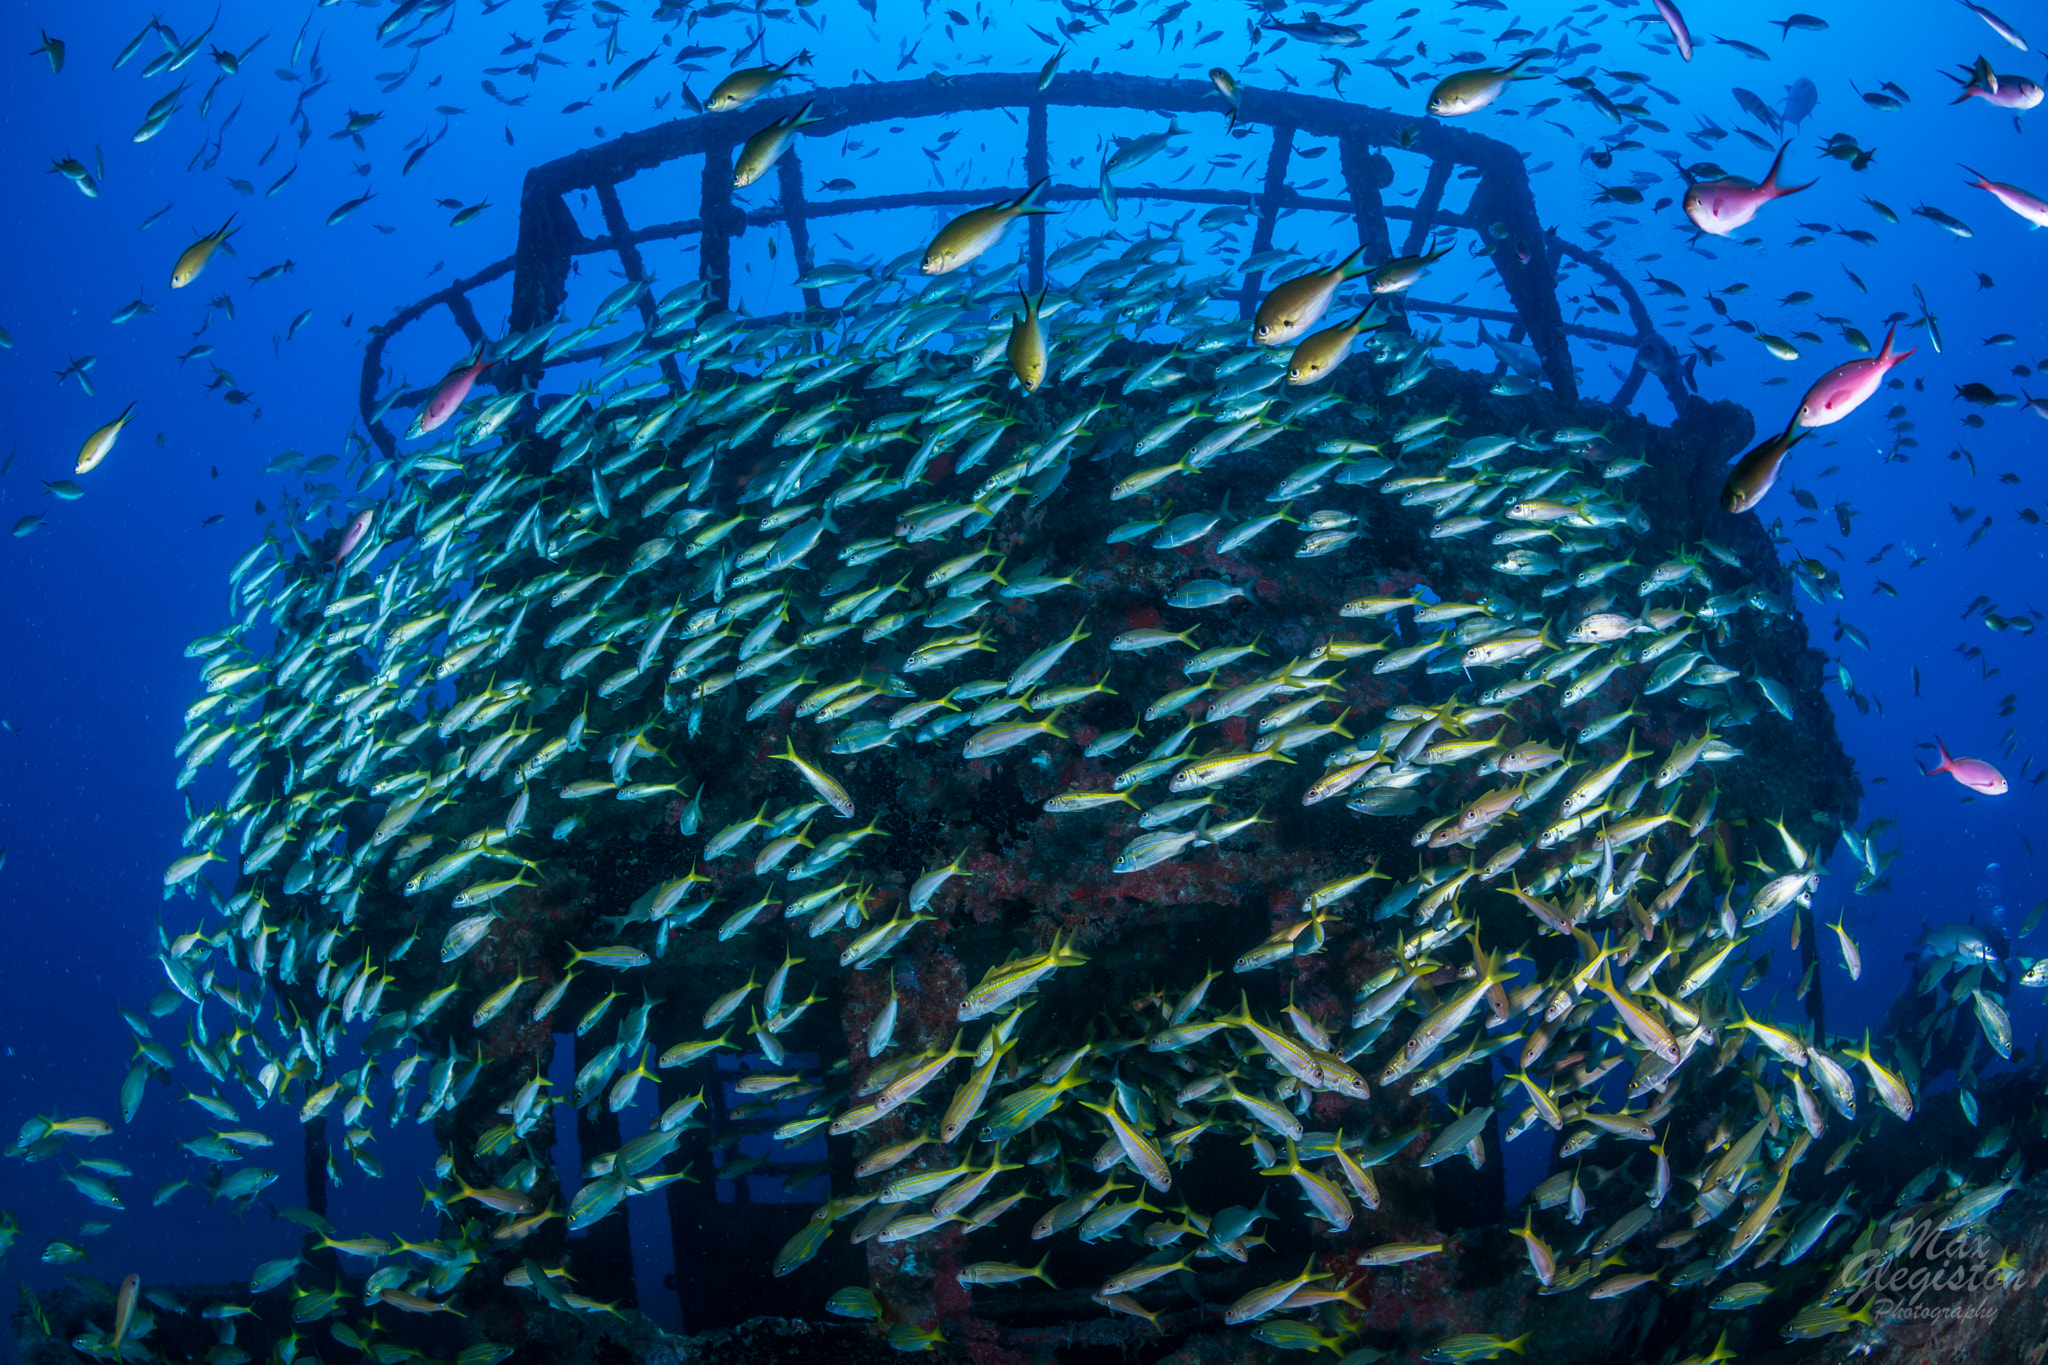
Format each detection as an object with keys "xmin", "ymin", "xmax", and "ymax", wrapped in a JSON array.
[{"xmin": 7, "ymin": 0, "xmax": 2044, "ymax": 1362}]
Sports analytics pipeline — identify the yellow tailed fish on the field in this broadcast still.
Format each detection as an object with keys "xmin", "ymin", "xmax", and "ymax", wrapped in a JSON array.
[
  {"xmin": 1286, "ymin": 303, "xmax": 1383, "ymax": 385},
  {"xmin": 76, "ymin": 402, "xmax": 137, "ymax": 474},
  {"xmin": 170, "ymin": 216, "xmax": 237, "ymax": 288},
  {"xmin": 734, "ymin": 100, "xmax": 825, "ymax": 189},
  {"xmin": 1253, "ymin": 244, "xmax": 1368, "ymax": 345},
  {"xmin": 923, "ymin": 178, "xmax": 1052, "ymax": 275},
  {"xmin": 1008, "ymin": 286, "xmax": 1051, "ymax": 392},
  {"xmin": 705, "ymin": 51, "xmax": 810, "ymax": 112}
]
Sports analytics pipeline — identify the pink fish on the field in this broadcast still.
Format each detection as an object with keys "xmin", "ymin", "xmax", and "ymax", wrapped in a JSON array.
[
  {"xmin": 1926, "ymin": 736, "xmax": 2007, "ymax": 795},
  {"xmin": 1958, "ymin": 0, "xmax": 2028, "ymax": 51},
  {"xmin": 333, "ymin": 509, "xmax": 374, "ymax": 566},
  {"xmin": 408, "ymin": 356, "xmax": 490, "ymax": 438},
  {"xmin": 1795, "ymin": 323, "xmax": 1914, "ymax": 428},
  {"xmin": 1949, "ymin": 58, "xmax": 2044, "ymax": 108},
  {"xmin": 1683, "ymin": 142, "xmax": 1814, "ymax": 235},
  {"xmin": 1962, "ymin": 165, "xmax": 2048, "ymax": 227},
  {"xmin": 1653, "ymin": 0, "xmax": 1694, "ymax": 60}
]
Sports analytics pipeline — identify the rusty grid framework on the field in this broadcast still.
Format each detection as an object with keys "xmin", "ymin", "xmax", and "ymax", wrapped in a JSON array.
[{"xmin": 357, "ymin": 71, "xmax": 1687, "ymax": 456}]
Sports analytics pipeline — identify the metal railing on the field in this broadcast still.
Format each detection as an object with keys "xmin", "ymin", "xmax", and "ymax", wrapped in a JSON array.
[{"xmin": 358, "ymin": 71, "xmax": 1687, "ymax": 455}]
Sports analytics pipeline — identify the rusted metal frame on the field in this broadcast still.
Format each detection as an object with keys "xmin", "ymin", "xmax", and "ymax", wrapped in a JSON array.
[
  {"xmin": 1337, "ymin": 136, "xmax": 1396, "ymax": 269},
  {"xmin": 594, "ymin": 181, "xmax": 658, "ymax": 327},
  {"xmin": 775, "ymin": 183, "xmax": 1465, "ymax": 225},
  {"xmin": 1026, "ymin": 98, "xmax": 1050, "ymax": 294},
  {"xmin": 1403, "ymin": 299, "xmax": 1641, "ymax": 349},
  {"xmin": 500, "ymin": 72, "xmax": 1575, "ymax": 332},
  {"xmin": 774, "ymin": 148, "xmax": 823, "ymax": 312},
  {"xmin": 511, "ymin": 73, "xmax": 1527, "ymax": 199},
  {"xmin": 1609, "ymin": 359, "xmax": 1650, "ymax": 409},
  {"xmin": 1551, "ymin": 236, "xmax": 1687, "ymax": 409},
  {"xmin": 504, "ymin": 186, "xmax": 585, "ymax": 399},
  {"xmin": 594, "ymin": 179, "xmax": 683, "ymax": 390},
  {"xmin": 1237, "ymin": 123, "xmax": 1297, "ymax": 321},
  {"xmin": 388, "ymin": 72, "xmax": 1688, "ymax": 451},
  {"xmin": 1644, "ymin": 331, "xmax": 1688, "ymax": 409},
  {"xmin": 444, "ymin": 294, "xmax": 487, "ymax": 350},
  {"xmin": 360, "ymin": 254, "xmax": 520, "ymax": 455},
  {"xmin": 1799, "ymin": 901, "xmax": 1825, "ymax": 1039},
  {"xmin": 559, "ymin": 187, "xmax": 1475, "ymax": 269},
  {"xmin": 572, "ymin": 216, "xmax": 704, "ymax": 255},
  {"xmin": 497, "ymin": 71, "xmax": 1577, "ymax": 325},
  {"xmin": 1399, "ymin": 156, "xmax": 1454, "ymax": 257},
  {"xmin": 1465, "ymin": 169, "xmax": 1576, "ymax": 403},
  {"xmin": 700, "ymin": 144, "xmax": 739, "ymax": 310},
  {"xmin": 1378, "ymin": 156, "xmax": 1453, "ymax": 334}
]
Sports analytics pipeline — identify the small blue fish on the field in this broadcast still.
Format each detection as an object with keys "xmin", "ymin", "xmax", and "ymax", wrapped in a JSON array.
[{"xmin": 1166, "ymin": 579, "xmax": 1249, "ymax": 609}]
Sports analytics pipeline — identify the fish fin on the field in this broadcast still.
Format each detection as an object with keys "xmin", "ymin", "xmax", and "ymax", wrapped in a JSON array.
[{"xmin": 1011, "ymin": 176, "xmax": 1054, "ymax": 215}]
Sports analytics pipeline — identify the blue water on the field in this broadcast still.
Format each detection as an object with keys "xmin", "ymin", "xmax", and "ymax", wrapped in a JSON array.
[{"xmin": 0, "ymin": 0, "xmax": 2039, "ymax": 1328}]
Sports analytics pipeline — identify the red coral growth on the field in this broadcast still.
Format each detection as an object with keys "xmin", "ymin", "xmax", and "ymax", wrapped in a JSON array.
[
  {"xmin": 958, "ymin": 1321, "xmax": 1029, "ymax": 1365},
  {"xmin": 925, "ymin": 1256, "xmax": 972, "ymax": 1319}
]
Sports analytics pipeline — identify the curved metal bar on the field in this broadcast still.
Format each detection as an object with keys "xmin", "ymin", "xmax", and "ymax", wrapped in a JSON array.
[
  {"xmin": 1551, "ymin": 235, "xmax": 1688, "ymax": 411},
  {"xmin": 360, "ymin": 254, "xmax": 519, "ymax": 456},
  {"xmin": 361, "ymin": 71, "xmax": 1681, "ymax": 451}
]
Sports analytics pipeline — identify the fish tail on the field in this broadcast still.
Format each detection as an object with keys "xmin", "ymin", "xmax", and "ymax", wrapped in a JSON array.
[
  {"xmin": 1759, "ymin": 142, "xmax": 1804, "ymax": 196},
  {"xmin": 1877, "ymin": 323, "xmax": 1914, "ymax": 365},
  {"xmin": 1333, "ymin": 242, "xmax": 1370, "ymax": 278},
  {"xmin": 1010, "ymin": 176, "xmax": 1054, "ymax": 215}
]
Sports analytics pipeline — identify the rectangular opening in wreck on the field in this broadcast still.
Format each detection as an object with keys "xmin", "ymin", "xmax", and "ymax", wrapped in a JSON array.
[
  {"xmin": 709, "ymin": 1048, "xmax": 829, "ymax": 1205},
  {"xmin": 609, "ymin": 155, "xmax": 705, "ymax": 241}
]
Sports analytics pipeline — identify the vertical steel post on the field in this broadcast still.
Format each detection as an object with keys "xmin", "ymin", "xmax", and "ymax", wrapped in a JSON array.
[
  {"xmin": 1237, "ymin": 123, "xmax": 1297, "ymax": 321},
  {"xmin": 595, "ymin": 180, "xmax": 682, "ymax": 388},
  {"xmin": 774, "ymin": 150, "xmax": 823, "ymax": 312},
  {"xmin": 1026, "ymin": 97, "xmax": 1050, "ymax": 294},
  {"xmin": 700, "ymin": 145, "xmax": 739, "ymax": 310}
]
